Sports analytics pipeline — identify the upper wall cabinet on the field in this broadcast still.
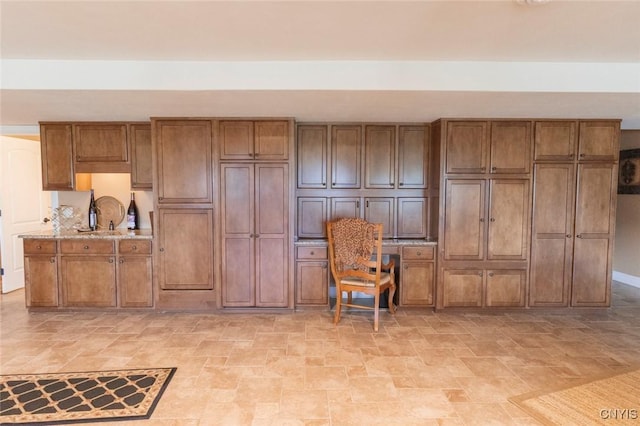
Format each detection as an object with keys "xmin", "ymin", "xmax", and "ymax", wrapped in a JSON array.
[
  {"xmin": 577, "ymin": 120, "xmax": 620, "ymax": 161},
  {"xmin": 398, "ymin": 125, "xmax": 429, "ymax": 189},
  {"xmin": 40, "ymin": 123, "xmax": 75, "ymax": 190},
  {"xmin": 444, "ymin": 120, "xmax": 531, "ymax": 175},
  {"xmin": 297, "ymin": 125, "xmax": 328, "ymax": 189},
  {"xmin": 130, "ymin": 123, "xmax": 152, "ymax": 189},
  {"xmin": 331, "ymin": 125, "xmax": 362, "ymax": 189},
  {"xmin": 73, "ymin": 123, "xmax": 130, "ymax": 173},
  {"xmin": 365, "ymin": 125, "xmax": 395, "ymax": 189},
  {"xmin": 219, "ymin": 120, "xmax": 289, "ymax": 161},
  {"xmin": 155, "ymin": 120, "xmax": 213, "ymax": 205},
  {"xmin": 534, "ymin": 121, "xmax": 578, "ymax": 161}
]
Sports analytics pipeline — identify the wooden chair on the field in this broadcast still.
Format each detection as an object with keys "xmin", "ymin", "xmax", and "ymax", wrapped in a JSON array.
[{"xmin": 327, "ymin": 218, "xmax": 396, "ymax": 332}]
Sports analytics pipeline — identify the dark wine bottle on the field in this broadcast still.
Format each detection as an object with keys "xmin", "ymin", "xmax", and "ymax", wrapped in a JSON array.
[
  {"xmin": 88, "ymin": 189, "xmax": 97, "ymax": 231},
  {"xmin": 127, "ymin": 192, "xmax": 139, "ymax": 230}
]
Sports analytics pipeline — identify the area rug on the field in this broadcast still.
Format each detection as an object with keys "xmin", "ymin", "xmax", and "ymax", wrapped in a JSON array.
[
  {"xmin": 0, "ymin": 367, "xmax": 176, "ymax": 425},
  {"xmin": 510, "ymin": 368, "xmax": 640, "ymax": 425}
]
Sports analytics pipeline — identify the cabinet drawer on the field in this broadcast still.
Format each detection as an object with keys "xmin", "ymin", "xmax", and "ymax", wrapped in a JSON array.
[
  {"xmin": 402, "ymin": 246, "xmax": 434, "ymax": 260},
  {"xmin": 60, "ymin": 240, "xmax": 115, "ymax": 254},
  {"xmin": 119, "ymin": 240, "xmax": 152, "ymax": 254},
  {"xmin": 24, "ymin": 240, "xmax": 57, "ymax": 255},
  {"xmin": 296, "ymin": 246, "xmax": 327, "ymax": 260}
]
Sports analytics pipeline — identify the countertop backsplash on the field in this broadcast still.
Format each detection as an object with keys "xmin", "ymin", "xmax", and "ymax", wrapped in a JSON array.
[{"xmin": 56, "ymin": 173, "xmax": 153, "ymax": 230}]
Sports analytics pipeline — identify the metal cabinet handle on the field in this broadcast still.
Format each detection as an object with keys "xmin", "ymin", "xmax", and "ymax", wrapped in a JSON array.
[
  {"xmin": 83, "ymin": 245, "xmax": 89, "ymax": 250},
  {"xmin": 310, "ymin": 251, "xmax": 315, "ymax": 255},
  {"xmin": 399, "ymin": 182, "xmax": 404, "ymax": 186},
  {"xmin": 50, "ymin": 257, "xmax": 55, "ymax": 263},
  {"xmin": 132, "ymin": 245, "xmax": 137, "ymax": 251},
  {"xmin": 566, "ymin": 234, "xmax": 572, "ymax": 238},
  {"xmin": 36, "ymin": 245, "xmax": 42, "ymax": 250},
  {"xmin": 109, "ymin": 258, "xmax": 114, "ymax": 263},
  {"xmin": 491, "ymin": 167, "xmax": 497, "ymax": 171},
  {"xmin": 577, "ymin": 234, "xmax": 583, "ymax": 238},
  {"xmin": 417, "ymin": 251, "xmax": 422, "ymax": 256},
  {"xmin": 488, "ymin": 272, "xmax": 494, "ymax": 277},
  {"xmin": 119, "ymin": 259, "xmax": 124, "ymax": 264},
  {"xmin": 159, "ymin": 248, "xmax": 165, "ymax": 252},
  {"xmin": 478, "ymin": 272, "xmax": 483, "ymax": 277},
  {"xmin": 479, "ymin": 218, "xmax": 485, "ymax": 222},
  {"xmin": 490, "ymin": 218, "xmax": 495, "ymax": 222}
]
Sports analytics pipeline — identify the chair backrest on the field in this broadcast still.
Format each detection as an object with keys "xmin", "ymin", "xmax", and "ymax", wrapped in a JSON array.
[{"xmin": 327, "ymin": 218, "xmax": 384, "ymax": 285}]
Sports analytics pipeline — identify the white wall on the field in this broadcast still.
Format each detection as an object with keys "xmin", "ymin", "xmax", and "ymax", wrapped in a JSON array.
[
  {"xmin": 613, "ymin": 130, "xmax": 640, "ymax": 288},
  {"xmin": 57, "ymin": 174, "xmax": 153, "ymax": 230}
]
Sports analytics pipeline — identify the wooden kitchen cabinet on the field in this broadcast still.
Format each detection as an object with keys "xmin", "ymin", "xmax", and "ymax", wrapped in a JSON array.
[
  {"xmin": 297, "ymin": 125, "xmax": 327, "ymax": 189},
  {"xmin": 442, "ymin": 268, "xmax": 525, "ymax": 308},
  {"xmin": 443, "ymin": 179, "xmax": 486, "ymax": 260},
  {"xmin": 364, "ymin": 197, "xmax": 394, "ymax": 238},
  {"xmin": 577, "ymin": 121, "xmax": 620, "ymax": 161},
  {"xmin": 297, "ymin": 197, "xmax": 327, "ymax": 238},
  {"xmin": 331, "ymin": 125, "xmax": 362, "ymax": 188},
  {"xmin": 486, "ymin": 179, "xmax": 530, "ymax": 260},
  {"xmin": 155, "ymin": 120, "xmax": 213, "ymax": 204},
  {"xmin": 40, "ymin": 123, "xmax": 75, "ymax": 190},
  {"xmin": 397, "ymin": 197, "xmax": 428, "ymax": 239},
  {"xmin": 365, "ymin": 125, "xmax": 395, "ymax": 189},
  {"xmin": 398, "ymin": 125, "xmax": 429, "ymax": 189},
  {"xmin": 571, "ymin": 163, "xmax": 617, "ymax": 307},
  {"xmin": 529, "ymin": 163, "xmax": 575, "ymax": 307},
  {"xmin": 118, "ymin": 240, "xmax": 153, "ymax": 307},
  {"xmin": 295, "ymin": 246, "xmax": 329, "ymax": 306},
  {"xmin": 219, "ymin": 120, "xmax": 289, "ymax": 160},
  {"xmin": 23, "ymin": 240, "xmax": 58, "ymax": 307},
  {"xmin": 221, "ymin": 163, "xmax": 289, "ymax": 307},
  {"xmin": 445, "ymin": 121, "xmax": 489, "ymax": 174},
  {"xmin": 489, "ymin": 121, "xmax": 532, "ymax": 174},
  {"xmin": 59, "ymin": 240, "xmax": 116, "ymax": 307},
  {"xmin": 130, "ymin": 123, "xmax": 152, "ymax": 189},
  {"xmin": 73, "ymin": 123, "xmax": 130, "ymax": 173},
  {"xmin": 400, "ymin": 246, "xmax": 435, "ymax": 306},
  {"xmin": 534, "ymin": 121, "xmax": 578, "ymax": 161},
  {"xmin": 157, "ymin": 209, "xmax": 214, "ymax": 290}
]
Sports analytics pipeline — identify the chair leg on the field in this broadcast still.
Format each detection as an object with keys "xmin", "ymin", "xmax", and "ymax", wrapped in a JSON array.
[
  {"xmin": 388, "ymin": 283, "xmax": 397, "ymax": 315},
  {"xmin": 334, "ymin": 288, "xmax": 342, "ymax": 325},
  {"xmin": 373, "ymin": 292, "xmax": 380, "ymax": 332}
]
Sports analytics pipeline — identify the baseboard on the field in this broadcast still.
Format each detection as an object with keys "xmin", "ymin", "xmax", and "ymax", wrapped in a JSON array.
[{"xmin": 612, "ymin": 271, "xmax": 640, "ymax": 289}]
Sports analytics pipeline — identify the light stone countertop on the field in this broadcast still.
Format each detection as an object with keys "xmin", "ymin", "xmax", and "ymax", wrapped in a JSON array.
[
  {"xmin": 295, "ymin": 238, "xmax": 437, "ymax": 246},
  {"xmin": 18, "ymin": 229, "xmax": 153, "ymax": 240}
]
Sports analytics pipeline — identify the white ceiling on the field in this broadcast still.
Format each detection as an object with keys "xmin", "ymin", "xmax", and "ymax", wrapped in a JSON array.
[{"xmin": 1, "ymin": 0, "xmax": 639, "ymax": 130}]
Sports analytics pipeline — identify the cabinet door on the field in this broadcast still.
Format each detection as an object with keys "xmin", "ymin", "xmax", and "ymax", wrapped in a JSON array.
[
  {"xmin": 157, "ymin": 209, "xmax": 214, "ymax": 290},
  {"xmin": 331, "ymin": 125, "xmax": 361, "ymax": 188},
  {"xmin": 398, "ymin": 125, "xmax": 428, "ymax": 189},
  {"xmin": 487, "ymin": 179, "xmax": 530, "ymax": 260},
  {"xmin": 24, "ymin": 256, "xmax": 58, "ymax": 307},
  {"xmin": 442, "ymin": 269, "xmax": 483, "ymax": 307},
  {"xmin": 130, "ymin": 123, "xmax": 152, "ymax": 190},
  {"xmin": 445, "ymin": 121, "xmax": 488, "ymax": 174},
  {"xmin": 219, "ymin": 120, "xmax": 254, "ymax": 160},
  {"xmin": 40, "ymin": 123, "xmax": 74, "ymax": 190},
  {"xmin": 485, "ymin": 270, "xmax": 526, "ymax": 307},
  {"xmin": 221, "ymin": 164, "xmax": 255, "ymax": 306},
  {"xmin": 255, "ymin": 121, "xmax": 289, "ymax": 160},
  {"xmin": 297, "ymin": 197, "xmax": 327, "ymax": 239},
  {"xmin": 297, "ymin": 125, "xmax": 327, "ymax": 188},
  {"xmin": 490, "ymin": 121, "xmax": 532, "ymax": 174},
  {"xmin": 364, "ymin": 125, "xmax": 395, "ymax": 188},
  {"xmin": 118, "ymin": 256, "xmax": 153, "ymax": 307},
  {"xmin": 534, "ymin": 121, "xmax": 577, "ymax": 161},
  {"xmin": 61, "ymin": 256, "xmax": 116, "ymax": 307},
  {"xmin": 364, "ymin": 198, "xmax": 394, "ymax": 238},
  {"xmin": 444, "ymin": 180, "xmax": 485, "ymax": 260},
  {"xmin": 529, "ymin": 164, "xmax": 575, "ymax": 307},
  {"xmin": 578, "ymin": 121, "xmax": 620, "ymax": 162},
  {"xmin": 571, "ymin": 163, "xmax": 617, "ymax": 306},
  {"xmin": 330, "ymin": 197, "xmax": 361, "ymax": 221},
  {"xmin": 400, "ymin": 262, "xmax": 434, "ymax": 306},
  {"xmin": 296, "ymin": 261, "xmax": 329, "ymax": 305},
  {"xmin": 156, "ymin": 120, "xmax": 213, "ymax": 204},
  {"xmin": 397, "ymin": 198, "xmax": 428, "ymax": 239},
  {"xmin": 73, "ymin": 124, "xmax": 129, "ymax": 173},
  {"xmin": 255, "ymin": 164, "xmax": 289, "ymax": 307}
]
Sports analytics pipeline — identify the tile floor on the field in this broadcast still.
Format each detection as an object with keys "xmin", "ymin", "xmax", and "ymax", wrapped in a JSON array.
[{"xmin": 2, "ymin": 283, "xmax": 640, "ymax": 425}]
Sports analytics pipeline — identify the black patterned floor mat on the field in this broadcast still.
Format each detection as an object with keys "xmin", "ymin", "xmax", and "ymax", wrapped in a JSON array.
[{"xmin": 0, "ymin": 367, "xmax": 176, "ymax": 425}]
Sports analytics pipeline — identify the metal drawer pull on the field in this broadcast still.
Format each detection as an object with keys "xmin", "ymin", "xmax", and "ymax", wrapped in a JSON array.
[{"xmin": 83, "ymin": 245, "xmax": 89, "ymax": 250}]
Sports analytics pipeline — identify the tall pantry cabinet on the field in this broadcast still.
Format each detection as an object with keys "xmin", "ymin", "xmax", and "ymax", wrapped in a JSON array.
[
  {"xmin": 219, "ymin": 120, "xmax": 294, "ymax": 308},
  {"xmin": 435, "ymin": 120, "xmax": 533, "ymax": 309},
  {"xmin": 153, "ymin": 119, "xmax": 216, "ymax": 309},
  {"xmin": 529, "ymin": 120, "xmax": 620, "ymax": 307}
]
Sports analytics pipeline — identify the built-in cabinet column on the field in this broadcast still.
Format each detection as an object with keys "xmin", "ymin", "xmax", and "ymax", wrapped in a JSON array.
[
  {"xmin": 436, "ymin": 119, "xmax": 532, "ymax": 309},
  {"xmin": 529, "ymin": 120, "xmax": 619, "ymax": 307},
  {"xmin": 153, "ymin": 119, "xmax": 216, "ymax": 309},
  {"xmin": 219, "ymin": 119, "xmax": 294, "ymax": 309}
]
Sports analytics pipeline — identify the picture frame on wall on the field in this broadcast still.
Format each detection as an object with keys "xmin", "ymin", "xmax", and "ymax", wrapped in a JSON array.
[{"xmin": 618, "ymin": 148, "xmax": 640, "ymax": 194}]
